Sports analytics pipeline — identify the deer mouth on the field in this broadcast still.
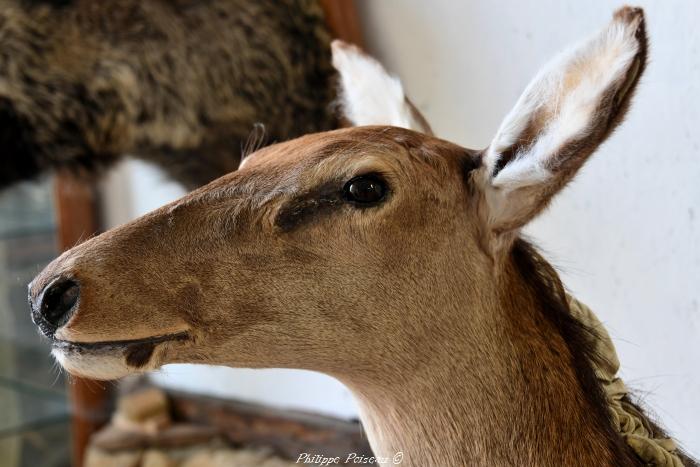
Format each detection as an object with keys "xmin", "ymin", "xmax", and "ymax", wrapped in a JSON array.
[
  {"xmin": 51, "ymin": 332, "xmax": 191, "ymax": 379},
  {"xmin": 53, "ymin": 331, "xmax": 190, "ymax": 353}
]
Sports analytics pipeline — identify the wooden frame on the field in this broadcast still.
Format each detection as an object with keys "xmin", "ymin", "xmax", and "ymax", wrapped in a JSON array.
[
  {"xmin": 54, "ymin": 173, "xmax": 112, "ymax": 467},
  {"xmin": 320, "ymin": 0, "xmax": 364, "ymax": 46}
]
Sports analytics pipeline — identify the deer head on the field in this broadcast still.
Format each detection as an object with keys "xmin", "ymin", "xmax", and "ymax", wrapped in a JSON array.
[{"xmin": 30, "ymin": 8, "xmax": 655, "ymax": 466}]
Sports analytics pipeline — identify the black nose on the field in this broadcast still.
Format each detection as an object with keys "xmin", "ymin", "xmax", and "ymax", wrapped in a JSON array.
[{"xmin": 30, "ymin": 277, "xmax": 80, "ymax": 337}]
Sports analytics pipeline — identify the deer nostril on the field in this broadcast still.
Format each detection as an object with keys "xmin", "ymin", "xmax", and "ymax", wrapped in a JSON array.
[{"xmin": 38, "ymin": 277, "xmax": 80, "ymax": 329}]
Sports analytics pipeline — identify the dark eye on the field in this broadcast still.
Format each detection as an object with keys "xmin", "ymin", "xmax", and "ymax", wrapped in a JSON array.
[{"xmin": 343, "ymin": 174, "xmax": 387, "ymax": 205}]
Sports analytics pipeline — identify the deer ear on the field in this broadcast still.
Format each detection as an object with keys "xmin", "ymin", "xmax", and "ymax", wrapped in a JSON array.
[
  {"xmin": 478, "ymin": 7, "xmax": 647, "ymax": 235},
  {"xmin": 331, "ymin": 40, "xmax": 433, "ymax": 134}
]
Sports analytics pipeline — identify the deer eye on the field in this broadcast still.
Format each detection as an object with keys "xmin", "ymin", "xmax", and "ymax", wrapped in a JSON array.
[{"xmin": 343, "ymin": 174, "xmax": 387, "ymax": 205}]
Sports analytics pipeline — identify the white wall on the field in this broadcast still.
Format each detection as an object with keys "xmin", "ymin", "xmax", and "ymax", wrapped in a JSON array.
[
  {"xmin": 356, "ymin": 0, "xmax": 699, "ymax": 455},
  {"xmin": 101, "ymin": 0, "xmax": 699, "ymax": 455}
]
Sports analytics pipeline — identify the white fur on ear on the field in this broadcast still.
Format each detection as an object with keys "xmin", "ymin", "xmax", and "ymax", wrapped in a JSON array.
[
  {"xmin": 331, "ymin": 40, "xmax": 431, "ymax": 133},
  {"xmin": 485, "ymin": 9, "xmax": 645, "ymax": 192},
  {"xmin": 475, "ymin": 7, "xmax": 647, "ymax": 237}
]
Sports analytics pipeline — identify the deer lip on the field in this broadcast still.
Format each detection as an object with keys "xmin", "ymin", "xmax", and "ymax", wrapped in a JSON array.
[{"xmin": 52, "ymin": 331, "xmax": 191, "ymax": 353}]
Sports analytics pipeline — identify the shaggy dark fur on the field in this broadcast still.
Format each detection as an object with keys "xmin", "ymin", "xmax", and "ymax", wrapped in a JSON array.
[{"xmin": 0, "ymin": 0, "xmax": 337, "ymax": 189}]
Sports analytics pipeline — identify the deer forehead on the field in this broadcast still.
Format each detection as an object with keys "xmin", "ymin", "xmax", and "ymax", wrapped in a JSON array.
[{"xmin": 233, "ymin": 126, "xmax": 472, "ymax": 197}]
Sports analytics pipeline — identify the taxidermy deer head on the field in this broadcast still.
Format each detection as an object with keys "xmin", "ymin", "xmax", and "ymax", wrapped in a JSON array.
[{"xmin": 29, "ymin": 7, "xmax": 697, "ymax": 466}]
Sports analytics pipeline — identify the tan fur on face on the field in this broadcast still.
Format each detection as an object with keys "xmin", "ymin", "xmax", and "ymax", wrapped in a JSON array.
[{"xmin": 32, "ymin": 126, "xmax": 477, "ymax": 365}]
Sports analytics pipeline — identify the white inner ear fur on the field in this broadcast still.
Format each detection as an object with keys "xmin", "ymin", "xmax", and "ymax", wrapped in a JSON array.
[
  {"xmin": 485, "ymin": 13, "xmax": 643, "ymax": 192},
  {"xmin": 331, "ymin": 40, "xmax": 427, "ymax": 132}
]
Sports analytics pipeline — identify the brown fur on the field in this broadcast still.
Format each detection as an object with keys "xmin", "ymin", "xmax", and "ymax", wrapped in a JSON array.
[{"xmin": 0, "ymin": 0, "xmax": 336, "ymax": 189}]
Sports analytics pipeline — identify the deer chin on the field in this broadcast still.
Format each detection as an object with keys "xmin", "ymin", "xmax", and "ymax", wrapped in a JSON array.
[{"xmin": 51, "ymin": 332, "xmax": 190, "ymax": 380}]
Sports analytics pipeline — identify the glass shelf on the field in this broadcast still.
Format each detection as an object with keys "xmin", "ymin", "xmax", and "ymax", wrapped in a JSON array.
[
  {"xmin": 0, "ymin": 376, "xmax": 69, "ymax": 437},
  {"xmin": 0, "ymin": 178, "xmax": 72, "ymax": 467}
]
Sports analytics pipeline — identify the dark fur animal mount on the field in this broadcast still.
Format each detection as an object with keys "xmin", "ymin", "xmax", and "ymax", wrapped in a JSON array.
[{"xmin": 0, "ymin": 0, "xmax": 337, "ymax": 189}]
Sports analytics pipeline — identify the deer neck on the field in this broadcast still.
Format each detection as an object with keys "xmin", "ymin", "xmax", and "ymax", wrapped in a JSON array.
[{"xmin": 337, "ymin": 252, "xmax": 633, "ymax": 467}]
